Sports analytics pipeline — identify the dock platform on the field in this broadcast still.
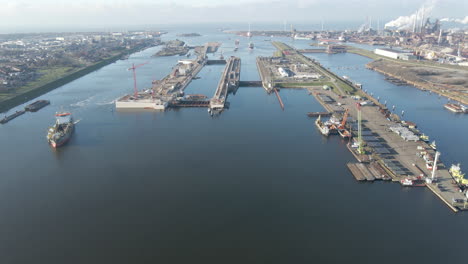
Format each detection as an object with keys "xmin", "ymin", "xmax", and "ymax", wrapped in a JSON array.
[
  {"xmin": 210, "ymin": 56, "xmax": 241, "ymax": 110},
  {"xmin": 347, "ymin": 162, "xmax": 378, "ymax": 181}
]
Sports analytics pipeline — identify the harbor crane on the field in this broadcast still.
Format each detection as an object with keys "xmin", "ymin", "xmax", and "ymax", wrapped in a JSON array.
[
  {"xmin": 356, "ymin": 102, "xmax": 364, "ymax": 154},
  {"xmin": 128, "ymin": 62, "xmax": 149, "ymax": 98},
  {"xmin": 338, "ymin": 108, "xmax": 349, "ymax": 130}
]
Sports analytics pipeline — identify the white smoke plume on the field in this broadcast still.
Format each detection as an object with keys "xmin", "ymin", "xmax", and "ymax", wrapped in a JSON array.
[
  {"xmin": 385, "ymin": 0, "xmax": 438, "ymax": 30},
  {"xmin": 440, "ymin": 16, "xmax": 468, "ymax": 24}
]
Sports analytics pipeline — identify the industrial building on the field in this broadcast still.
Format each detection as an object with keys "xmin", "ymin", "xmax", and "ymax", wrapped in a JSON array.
[
  {"xmin": 278, "ymin": 67, "xmax": 292, "ymax": 77},
  {"xmin": 374, "ymin": 48, "xmax": 416, "ymax": 60}
]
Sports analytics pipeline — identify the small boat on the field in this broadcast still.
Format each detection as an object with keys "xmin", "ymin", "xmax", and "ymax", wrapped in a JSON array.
[
  {"xmin": 419, "ymin": 134, "xmax": 429, "ymax": 142},
  {"xmin": 429, "ymin": 140, "xmax": 437, "ymax": 150},
  {"xmin": 338, "ymin": 129, "xmax": 352, "ymax": 139},
  {"xmin": 248, "ymin": 42, "xmax": 254, "ymax": 49},
  {"xmin": 401, "ymin": 178, "xmax": 413, "ymax": 186},
  {"xmin": 401, "ymin": 178, "xmax": 425, "ymax": 187}
]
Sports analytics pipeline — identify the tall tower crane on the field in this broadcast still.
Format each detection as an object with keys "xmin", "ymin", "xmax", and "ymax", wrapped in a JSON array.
[
  {"xmin": 356, "ymin": 103, "xmax": 364, "ymax": 154},
  {"xmin": 128, "ymin": 62, "xmax": 149, "ymax": 98}
]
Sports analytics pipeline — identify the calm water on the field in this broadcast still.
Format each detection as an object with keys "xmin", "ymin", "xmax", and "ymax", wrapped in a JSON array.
[{"xmin": 0, "ymin": 28, "xmax": 467, "ymax": 263}]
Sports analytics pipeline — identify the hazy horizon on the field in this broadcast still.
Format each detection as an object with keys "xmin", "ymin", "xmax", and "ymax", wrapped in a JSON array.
[{"xmin": 1, "ymin": 0, "xmax": 467, "ymax": 34}]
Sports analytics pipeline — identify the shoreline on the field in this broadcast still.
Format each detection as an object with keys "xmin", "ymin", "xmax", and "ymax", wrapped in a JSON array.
[
  {"xmin": 366, "ymin": 64, "xmax": 468, "ymax": 105},
  {"xmin": 346, "ymin": 47, "xmax": 468, "ymax": 105},
  {"xmin": 0, "ymin": 44, "xmax": 156, "ymax": 113},
  {"xmin": 271, "ymin": 42, "xmax": 467, "ymax": 212}
]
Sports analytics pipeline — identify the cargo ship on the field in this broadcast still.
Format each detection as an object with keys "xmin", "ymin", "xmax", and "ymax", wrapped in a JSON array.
[
  {"xmin": 444, "ymin": 103, "xmax": 467, "ymax": 113},
  {"xmin": 0, "ymin": 110, "xmax": 25, "ymax": 124},
  {"xmin": 25, "ymin": 100, "xmax": 50, "ymax": 112},
  {"xmin": 47, "ymin": 112, "xmax": 74, "ymax": 148}
]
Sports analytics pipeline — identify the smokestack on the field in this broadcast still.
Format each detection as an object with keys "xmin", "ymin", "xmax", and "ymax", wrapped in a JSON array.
[
  {"xmin": 370, "ymin": 16, "xmax": 372, "ymax": 29},
  {"xmin": 420, "ymin": 6, "xmax": 425, "ymax": 33},
  {"xmin": 438, "ymin": 29, "xmax": 442, "ymax": 45},
  {"xmin": 412, "ymin": 10, "xmax": 418, "ymax": 33}
]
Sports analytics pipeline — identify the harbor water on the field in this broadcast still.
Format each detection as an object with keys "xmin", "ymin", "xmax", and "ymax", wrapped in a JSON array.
[{"xmin": 0, "ymin": 27, "xmax": 467, "ymax": 263}]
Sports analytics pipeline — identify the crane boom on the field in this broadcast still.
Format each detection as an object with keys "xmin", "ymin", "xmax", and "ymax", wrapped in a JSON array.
[
  {"xmin": 340, "ymin": 109, "xmax": 349, "ymax": 129},
  {"xmin": 128, "ymin": 61, "xmax": 149, "ymax": 98}
]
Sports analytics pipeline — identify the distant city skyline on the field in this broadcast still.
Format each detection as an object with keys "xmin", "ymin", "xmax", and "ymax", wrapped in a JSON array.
[{"xmin": 1, "ymin": 0, "xmax": 466, "ymax": 31}]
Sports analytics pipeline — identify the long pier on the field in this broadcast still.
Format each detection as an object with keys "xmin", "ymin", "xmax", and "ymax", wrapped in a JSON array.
[
  {"xmin": 210, "ymin": 57, "xmax": 241, "ymax": 110},
  {"xmin": 256, "ymin": 57, "xmax": 273, "ymax": 92},
  {"xmin": 273, "ymin": 88, "xmax": 285, "ymax": 110}
]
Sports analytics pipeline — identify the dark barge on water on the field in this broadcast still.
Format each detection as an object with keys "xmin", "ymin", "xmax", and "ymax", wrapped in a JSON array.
[
  {"xmin": 25, "ymin": 100, "xmax": 50, "ymax": 112},
  {"xmin": 307, "ymin": 111, "xmax": 332, "ymax": 117},
  {"xmin": 0, "ymin": 110, "xmax": 26, "ymax": 124}
]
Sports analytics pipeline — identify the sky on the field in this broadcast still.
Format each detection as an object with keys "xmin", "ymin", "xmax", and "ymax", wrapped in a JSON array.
[{"xmin": 0, "ymin": 0, "xmax": 466, "ymax": 32}]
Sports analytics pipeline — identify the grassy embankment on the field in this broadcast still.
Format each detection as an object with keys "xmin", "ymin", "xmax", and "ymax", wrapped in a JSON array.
[
  {"xmin": 271, "ymin": 41, "xmax": 357, "ymax": 95},
  {"xmin": 0, "ymin": 45, "xmax": 151, "ymax": 113}
]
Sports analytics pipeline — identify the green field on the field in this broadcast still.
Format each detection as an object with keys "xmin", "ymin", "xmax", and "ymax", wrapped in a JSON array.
[
  {"xmin": 271, "ymin": 42, "xmax": 293, "ymax": 52},
  {"xmin": 20, "ymin": 67, "xmax": 77, "ymax": 92}
]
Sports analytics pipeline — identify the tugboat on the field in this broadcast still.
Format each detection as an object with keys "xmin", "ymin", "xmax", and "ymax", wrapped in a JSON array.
[
  {"xmin": 401, "ymin": 178, "xmax": 414, "ymax": 186},
  {"xmin": 315, "ymin": 115, "xmax": 330, "ymax": 136},
  {"xmin": 419, "ymin": 133, "xmax": 429, "ymax": 142},
  {"xmin": 47, "ymin": 112, "xmax": 75, "ymax": 148}
]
